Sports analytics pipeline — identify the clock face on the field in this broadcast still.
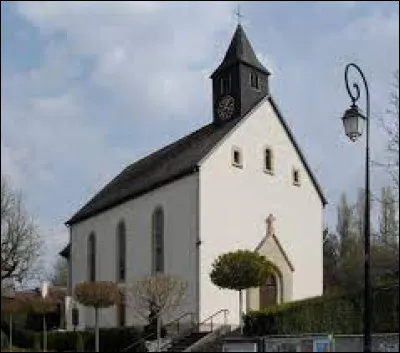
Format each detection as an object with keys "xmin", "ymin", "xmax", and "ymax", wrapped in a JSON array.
[{"xmin": 217, "ymin": 95, "xmax": 235, "ymax": 120}]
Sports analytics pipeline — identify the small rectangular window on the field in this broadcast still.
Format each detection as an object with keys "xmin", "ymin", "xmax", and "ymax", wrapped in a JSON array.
[
  {"xmin": 220, "ymin": 75, "xmax": 231, "ymax": 94},
  {"xmin": 264, "ymin": 148, "xmax": 273, "ymax": 174},
  {"xmin": 232, "ymin": 147, "xmax": 243, "ymax": 168},
  {"xmin": 293, "ymin": 168, "xmax": 300, "ymax": 186},
  {"xmin": 250, "ymin": 72, "xmax": 259, "ymax": 90}
]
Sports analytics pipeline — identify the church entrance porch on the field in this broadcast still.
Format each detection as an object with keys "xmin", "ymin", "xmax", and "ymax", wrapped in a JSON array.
[
  {"xmin": 246, "ymin": 214, "xmax": 294, "ymax": 312},
  {"xmin": 259, "ymin": 273, "xmax": 278, "ymax": 309}
]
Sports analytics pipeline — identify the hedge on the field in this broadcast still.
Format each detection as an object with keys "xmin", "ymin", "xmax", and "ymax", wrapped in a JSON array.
[
  {"xmin": 244, "ymin": 283, "xmax": 399, "ymax": 336},
  {"xmin": 0, "ymin": 323, "xmax": 36, "ymax": 349},
  {"xmin": 36, "ymin": 327, "xmax": 147, "ymax": 352},
  {"xmin": 0, "ymin": 326, "xmax": 147, "ymax": 352}
]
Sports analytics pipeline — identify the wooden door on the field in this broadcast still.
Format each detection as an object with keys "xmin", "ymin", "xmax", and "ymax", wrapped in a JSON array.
[{"xmin": 259, "ymin": 274, "xmax": 277, "ymax": 309}]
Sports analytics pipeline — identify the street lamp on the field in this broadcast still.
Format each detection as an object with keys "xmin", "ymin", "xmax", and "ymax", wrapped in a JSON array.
[{"xmin": 341, "ymin": 62, "xmax": 371, "ymax": 352}]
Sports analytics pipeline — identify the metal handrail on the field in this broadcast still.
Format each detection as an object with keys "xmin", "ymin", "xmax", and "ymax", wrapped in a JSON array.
[
  {"xmin": 120, "ymin": 311, "xmax": 195, "ymax": 352},
  {"xmin": 197, "ymin": 309, "xmax": 229, "ymax": 333},
  {"xmin": 158, "ymin": 309, "xmax": 229, "ymax": 352}
]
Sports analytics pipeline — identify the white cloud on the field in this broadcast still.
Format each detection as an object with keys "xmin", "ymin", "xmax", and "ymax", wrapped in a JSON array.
[
  {"xmin": 3, "ymin": 1, "xmax": 238, "ymax": 271},
  {"xmin": 2, "ymin": 1, "xmax": 398, "ymax": 272},
  {"xmin": 14, "ymin": 1, "xmax": 236, "ymax": 120}
]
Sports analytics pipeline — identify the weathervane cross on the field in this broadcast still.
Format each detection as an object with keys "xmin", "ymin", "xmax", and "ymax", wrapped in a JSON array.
[{"xmin": 235, "ymin": 4, "xmax": 244, "ymax": 24}]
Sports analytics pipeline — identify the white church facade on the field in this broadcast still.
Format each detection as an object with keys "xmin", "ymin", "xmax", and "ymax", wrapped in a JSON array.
[{"xmin": 61, "ymin": 24, "xmax": 326, "ymax": 330}]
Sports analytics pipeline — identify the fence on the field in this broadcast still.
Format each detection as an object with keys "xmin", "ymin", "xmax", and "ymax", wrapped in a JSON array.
[{"xmin": 223, "ymin": 333, "xmax": 399, "ymax": 352}]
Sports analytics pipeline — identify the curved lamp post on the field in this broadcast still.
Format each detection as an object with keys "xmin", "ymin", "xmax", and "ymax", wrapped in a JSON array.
[{"xmin": 341, "ymin": 63, "xmax": 371, "ymax": 352}]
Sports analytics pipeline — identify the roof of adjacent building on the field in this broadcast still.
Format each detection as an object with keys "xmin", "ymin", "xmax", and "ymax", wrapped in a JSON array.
[
  {"xmin": 66, "ymin": 95, "xmax": 327, "ymax": 226},
  {"xmin": 59, "ymin": 243, "xmax": 70, "ymax": 259},
  {"xmin": 211, "ymin": 24, "xmax": 270, "ymax": 78}
]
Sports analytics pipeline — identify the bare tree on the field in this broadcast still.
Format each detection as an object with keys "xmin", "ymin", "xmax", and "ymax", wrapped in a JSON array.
[
  {"xmin": 379, "ymin": 186, "xmax": 399, "ymax": 241},
  {"xmin": 50, "ymin": 257, "xmax": 68, "ymax": 287},
  {"xmin": 377, "ymin": 70, "xmax": 399, "ymax": 192},
  {"xmin": 336, "ymin": 192, "xmax": 355, "ymax": 257},
  {"xmin": 323, "ymin": 227, "xmax": 340, "ymax": 293},
  {"xmin": 1, "ymin": 175, "xmax": 42, "ymax": 284},
  {"xmin": 125, "ymin": 274, "xmax": 187, "ymax": 351}
]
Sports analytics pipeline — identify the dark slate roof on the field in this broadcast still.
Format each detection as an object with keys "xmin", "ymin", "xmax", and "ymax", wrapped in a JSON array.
[
  {"xmin": 211, "ymin": 24, "xmax": 270, "ymax": 78},
  {"xmin": 66, "ymin": 114, "xmax": 246, "ymax": 225},
  {"xmin": 66, "ymin": 96, "xmax": 327, "ymax": 226},
  {"xmin": 59, "ymin": 244, "xmax": 70, "ymax": 259}
]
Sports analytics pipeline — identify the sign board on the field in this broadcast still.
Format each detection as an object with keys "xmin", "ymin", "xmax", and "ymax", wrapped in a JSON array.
[
  {"xmin": 223, "ymin": 338, "xmax": 262, "ymax": 352},
  {"xmin": 265, "ymin": 335, "xmax": 333, "ymax": 352},
  {"xmin": 41, "ymin": 281, "xmax": 48, "ymax": 298},
  {"xmin": 223, "ymin": 342, "xmax": 259, "ymax": 352}
]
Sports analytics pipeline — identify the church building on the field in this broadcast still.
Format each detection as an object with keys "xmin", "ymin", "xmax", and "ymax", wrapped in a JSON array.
[{"xmin": 61, "ymin": 24, "xmax": 326, "ymax": 330}]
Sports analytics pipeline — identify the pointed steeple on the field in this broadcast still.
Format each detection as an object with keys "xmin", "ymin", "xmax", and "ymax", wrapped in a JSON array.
[
  {"xmin": 211, "ymin": 24, "xmax": 271, "ymax": 123},
  {"xmin": 211, "ymin": 24, "xmax": 270, "ymax": 78}
]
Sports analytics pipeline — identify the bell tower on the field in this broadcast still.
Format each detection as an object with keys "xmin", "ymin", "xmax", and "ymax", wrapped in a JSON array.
[{"xmin": 211, "ymin": 24, "xmax": 271, "ymax": 124}]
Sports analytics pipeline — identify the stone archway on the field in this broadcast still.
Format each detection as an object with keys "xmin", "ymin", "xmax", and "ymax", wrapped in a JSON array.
[{"xmin": 259, "ymin": 273, "xmax": 278, "ymax": 309}]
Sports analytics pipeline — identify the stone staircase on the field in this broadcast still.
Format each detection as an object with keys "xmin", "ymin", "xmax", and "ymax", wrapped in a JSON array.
[
  {"xmin": 193, "ymin": 327, "xmax": 241, "ymax": 352},
  {"xmin": 166, "ymin": 331, "xmax": 211, "ymax": 351},
  {"xmin": 121, "ymin": 310, "xmax": 231, "ymax": 352},
  {"xmin": 161, "ymin": 309, "xmax": 231, "ymax": 352}
]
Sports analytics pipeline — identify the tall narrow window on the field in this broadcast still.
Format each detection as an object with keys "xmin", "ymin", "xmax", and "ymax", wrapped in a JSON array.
[
  {"xmin": 264, "ymin": 148, "xmax": 273, "ymax": 174},
  {"xmin": 220, "ymin": 75, "xmax": 231, "ymax": 94},
  {"xmin": 152, "ymin": 208, "xmax": 164, "ymax": 273},
  {"xmin": 87, "ymin": 232, "xmax": 96, "ymax": 282},
  {"xmin": 293, "ymin": 168, "xmax": 301, "ymax": 186},
  {"xmin": 250, "ymin": 72, "xmax": 259, "ymax": 90},
  {"xmin": 232, "ymin": 147, "xmax": 243, "ymax": 168},
  {"xmin": 116, "ymin": 221, "xmax": 126, "ymax": 282}
]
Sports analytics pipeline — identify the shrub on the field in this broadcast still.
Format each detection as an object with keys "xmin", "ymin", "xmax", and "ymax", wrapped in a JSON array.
[
  {"xmin": 244, "ymin": 283, "xmax": 399, "ymax": 336},
  {"xmin": 1, "ymin": 326, "xmax": 36, "ymax": 349},
  {"xmin": 42, "ymin": 326, "xmax": 147, "ymax": 352},
  {"xmin": 33, "ymin": 334, "xmax": 41, "ymax": 351},
  {"xmin": 76, "ymin": 332, "xmax": 85, "ymax": 352},
  {"xmin": 1, "ymin": 330, "xmax": 9, "ymax": 349}
]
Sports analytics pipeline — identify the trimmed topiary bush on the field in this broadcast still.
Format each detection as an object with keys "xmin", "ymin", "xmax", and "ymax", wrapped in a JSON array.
[
  {"xmin": 75, "ymin": 281, "xmax": 121, "ymax": 352},
  {"xmin": 210, "ymin": 249, "xmax": 273, "ymax": 334}
]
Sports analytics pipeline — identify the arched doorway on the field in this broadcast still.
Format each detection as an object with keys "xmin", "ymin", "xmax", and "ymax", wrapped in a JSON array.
[{"xmin": 259, "ymin": 274, "xmax": 277, "ymax": 309}]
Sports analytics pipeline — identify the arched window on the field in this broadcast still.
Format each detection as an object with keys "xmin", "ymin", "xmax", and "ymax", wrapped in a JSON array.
[
  {"xmin": 87, "ymin": 232, "xmax": 96, "ymax": 282},
  {"xmin": 152, "ymin": 207, "xmax": 164, "ymax": 273},
  {"xmin": 116, "ymin": 221, "xmax": 126, "ymax": 282}
]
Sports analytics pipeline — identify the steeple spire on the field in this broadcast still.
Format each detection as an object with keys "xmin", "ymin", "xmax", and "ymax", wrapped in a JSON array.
[
  {"xmin": 211, "ymin": 23, "xmax": 271, "ymax": 123},
  {"xmin": 211, "ymin": 24, "xmax": 270, "ymax": 78}
]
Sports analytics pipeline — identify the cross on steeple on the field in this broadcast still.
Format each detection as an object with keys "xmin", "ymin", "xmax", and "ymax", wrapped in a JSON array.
[
  {"xmin": 266, "ymin": 214, "xmax": 276, "ymax": 235},
  {"xmin": 235, "ymin": 4, "xmax": 244, "ymax": 24}
]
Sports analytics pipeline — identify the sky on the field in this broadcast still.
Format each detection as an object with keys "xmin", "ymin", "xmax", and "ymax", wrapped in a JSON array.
[{"xmin": 1, "ymin": 1, "xmax": 399, "ymax": 279}]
